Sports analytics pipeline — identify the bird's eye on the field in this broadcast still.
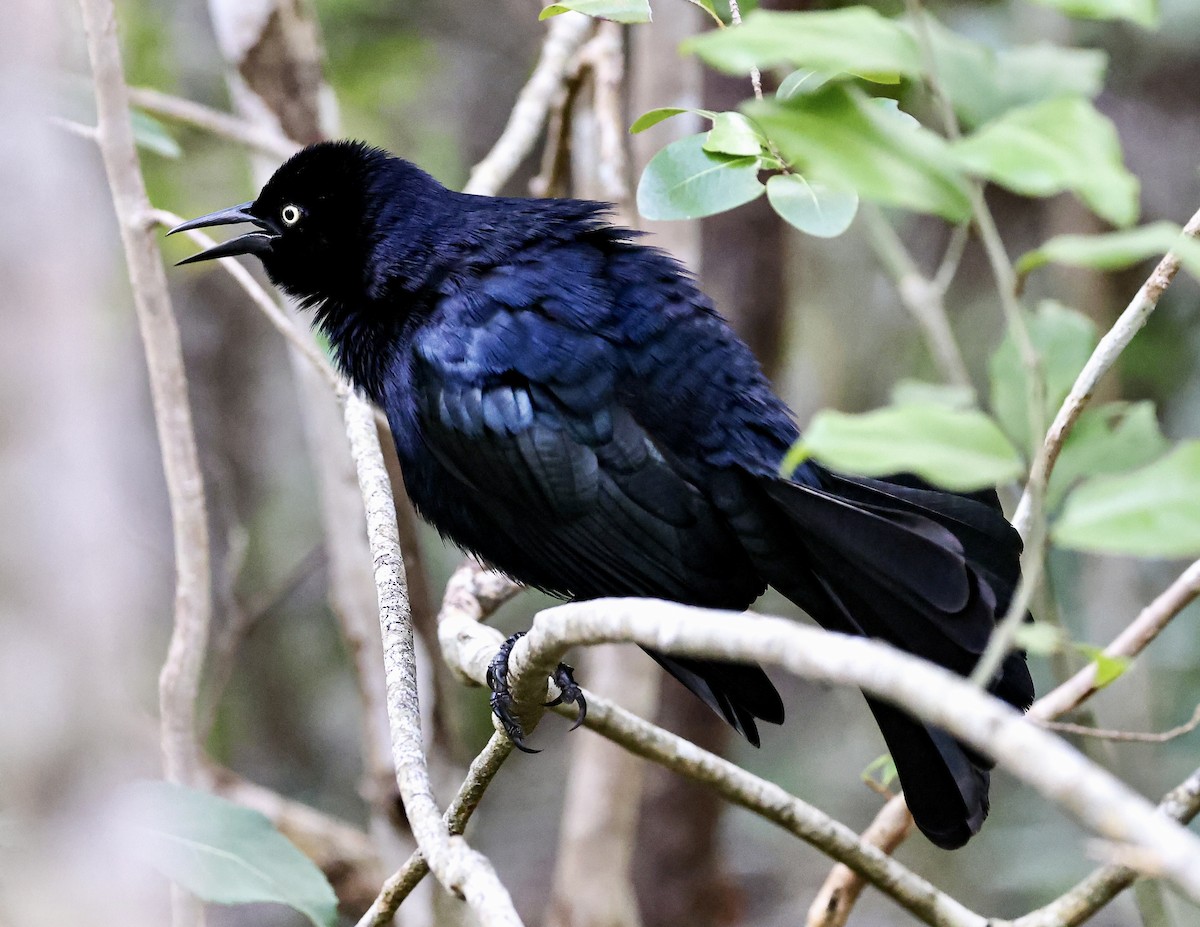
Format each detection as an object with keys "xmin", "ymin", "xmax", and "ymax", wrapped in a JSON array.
[{"xmin": 281, "ymin": 204, "xmax": 302, "ymax": 226}]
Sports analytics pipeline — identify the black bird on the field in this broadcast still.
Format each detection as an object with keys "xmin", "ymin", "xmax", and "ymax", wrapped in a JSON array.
[{"xmin": 172, "ymin": 140, "xmax": 1033, "ymax": 850}]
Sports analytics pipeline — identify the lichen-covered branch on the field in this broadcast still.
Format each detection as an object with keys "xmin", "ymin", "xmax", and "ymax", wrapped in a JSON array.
[
  {"xmin": 1008, "ymin": 765, "xmax": 1200, "ymax": 927},
  {"xmin": 355, "ymin": 732, "xmax": 515, "ymax": 927},
  {"xmin": 502, "ymin": 599, "xmax": 1200, "ymax": 905},
  {"xmin": 344, "ymin": 395, "xmax": 522, "ymax": 926}
]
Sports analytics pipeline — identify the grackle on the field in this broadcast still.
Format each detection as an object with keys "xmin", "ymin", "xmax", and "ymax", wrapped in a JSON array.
[{"xmin": 171, "ymin": 141, "xmax": 1033, "ymax": 850}]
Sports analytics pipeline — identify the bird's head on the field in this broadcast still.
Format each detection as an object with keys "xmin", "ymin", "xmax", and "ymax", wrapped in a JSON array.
[{"xmin": 170, "ymin": 140, "xmax": 417, "ymax": 303}]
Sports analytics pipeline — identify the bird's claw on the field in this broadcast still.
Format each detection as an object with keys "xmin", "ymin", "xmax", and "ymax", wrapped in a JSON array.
[
  {"xmin": 487, "ymin": 631, "xmax": 588, "ymax": 751},
  {"xmin": 544, "ymin": 663, "xmax": 587, "ymax": 730}
]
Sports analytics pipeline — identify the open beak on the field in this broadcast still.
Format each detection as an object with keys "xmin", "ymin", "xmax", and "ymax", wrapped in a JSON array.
[{"xmin": 168, "ymin": 202, "xmax": 280, "ymax": 265}]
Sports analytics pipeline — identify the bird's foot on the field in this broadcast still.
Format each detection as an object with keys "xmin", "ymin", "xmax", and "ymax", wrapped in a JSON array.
[
  {"xmin": 544, "ymin": 662, "xmax": 587, "ymax": 730},
  {"xmin": 487, "ymin": 632, "xmax": 587, "ymax": 753}
]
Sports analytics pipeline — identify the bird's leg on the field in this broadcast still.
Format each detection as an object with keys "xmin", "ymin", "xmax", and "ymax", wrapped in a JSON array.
[{"xmin": 487, "ymin": 631, "xmax": 587, "ymax": 753}]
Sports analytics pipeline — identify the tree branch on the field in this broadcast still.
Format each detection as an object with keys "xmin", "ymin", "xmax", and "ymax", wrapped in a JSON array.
[
  {"xmin": 1012, "ymin": 204, "xmax": 1200, "ymax": 535},
  {"xmin": 127, "ymin": 86, "xmax": 300, "ymax": 160},
  {"xmin": 343, "ymin": 395, "xmax": 522, "ymax": 926},
  {"xmin": 500, "ymin": 599, "xmax": 1200, "ymax": 905},
  {"xmin": 1037, "ymin": 702, "xmax": 1200, "ymax": 743},
  {"xmin": 437, "ymin": 564, "xmax": 986, "ymax": 927},
  {"xmin": 463, "ymin": 12, "xmax": 593, "ymax": 197},
  {"xmin": 816, "ymin": 553, "xmax": 1200, "ymax": 925},
  {"xmin": 1008, "ymin": 765, "xmax": 1200, "ymax": 927},
  {"xmin": 355, "ymin": 733, "xmax": 515, "ymax": 927},
  {"xmin": 78, "ymin": 0, "xmax": 212, "ymax": 798},
  {"xmin": 78, "ymin": 3, "xmax": 214, "ymax": 924},
  {"xmin": 863, "ymin": 206, "xmax": 974, "ymax": 392},
  {"xmin": 1033, "ymin": 558, "xmax": 1200, "ymax": 720}
]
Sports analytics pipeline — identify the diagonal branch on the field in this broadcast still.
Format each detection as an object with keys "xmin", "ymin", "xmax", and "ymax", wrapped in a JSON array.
[
  {"xmin": 1013, "ymin": 204, "xmax": 1200, "ymax": 535},
  {"xmin": 127, "ymin": 86, "xmax": 300, "ymax": 160},
  {"xmin": 502, "ymin": 598, "xmax": 1200, "ymax": 905},
  {"xmin": 463, "ymin": 12, "xmax": 593, "ymax": 197},
  {"xmin": 354, "ymin": 732, "xmax": 515, "ymax": 927}
]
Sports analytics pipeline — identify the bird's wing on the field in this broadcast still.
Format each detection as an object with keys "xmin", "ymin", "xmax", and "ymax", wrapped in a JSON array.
[{"xmin": 406, "ymin": 302, "xmax": 765, "ymax": 610}]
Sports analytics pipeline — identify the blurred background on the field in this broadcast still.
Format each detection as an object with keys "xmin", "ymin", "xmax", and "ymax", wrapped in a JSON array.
[{"xmin": 4, "ymin": 0, "xmax": 1200, "ymax": 925}]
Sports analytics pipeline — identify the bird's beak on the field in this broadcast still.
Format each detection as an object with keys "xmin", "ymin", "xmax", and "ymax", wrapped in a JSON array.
[{"xmin": 168, "ymin": 201, "xmax": 280, "ymax": 265}]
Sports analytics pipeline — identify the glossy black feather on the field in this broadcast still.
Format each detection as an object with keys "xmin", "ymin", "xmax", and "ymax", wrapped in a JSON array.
[{"xmin": 201, "ymin": 141, "xmax": 1033, "ymax": 849}]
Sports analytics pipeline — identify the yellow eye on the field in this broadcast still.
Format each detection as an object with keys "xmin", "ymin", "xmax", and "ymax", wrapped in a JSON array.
[{"xmin": 281, "ymin": 204, "xmax": 302, "ymax": 226}]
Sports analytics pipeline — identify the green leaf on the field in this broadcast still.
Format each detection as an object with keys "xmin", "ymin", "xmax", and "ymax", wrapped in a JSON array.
[
  {"xmin": 1053, "ymin": 442, "xmax": 1200, "ymax": 557},
  {"xmin": 703, "ymin": 112, "xmax": 766, "ymax": 157},
  {"xmin": 765, "ymin": 174, "xmax": 858, "ymax": 238},
  {"xmin": 636, "ymin": 133, "xmax": 764, "ymax": 221},
  {"xmin": 890, "ymin": 379, "xmax": 975, "ymax": 410},
  {"xmin": 748, "ymin": 85, "xmax": 972, "ymax": 221},
  {"xmin": 779, "ymin": 440, "xmax": 811, "ymax": 479},
  {"xmin": 1026, "ymin": 0, "xmax": 1159, "ymax": 28},
  {"xmin": 951, "ymin": 97, "xmax": 1139, "ymax": 228},
  {"xmin": 123, "ymin": 781, "xmax": 337, "ymax": 927},
  {"xmin": 684, "ymin": 6, "xmax": 922, "ymax": 82},
  {"xmin": 630, "ymin": 108, "xmax": 692, "ymax": 134},
  {"xmin": 1048, "ymin": 401, "xmax": 1168, "ymax": 509},
  {"xmin": 801, "ymin": 404, "xmax": 1024, "ymax": 491},
  {"xmin": 777, "ymin": 69, "xmax": 832, "ymax": 101},
  {"xmin": 683, "ymin": 0, "xmax": 725, "ymax": 26},
  {"xmin": 989, "ymin": 300, "xmax": 1098, "ymax": 454},
  {"xmin": 1015, "ymin": 621, "xmax": 1066, "ymax": 655},
  {"xmin": 910, "ymin": 17, "xmax": 1107, "ymax": 129},
  {"xmin": 539, "ymin": 0, "xmax": 651, "ymax": 23},
  {"xmin": 1016, "ymin": 222, "xmax": 1200, "ymax": 280},
  {"xmin": 861, "ymin": 752, "xmax": 898, "ymax": 789},
  {"xmin": 1075, "ymin": 644, "xmax": 1131, "ymax": 688},
  {"xmin": 131, "ymin": 109, "xmax": 181, "ymax": 158}
]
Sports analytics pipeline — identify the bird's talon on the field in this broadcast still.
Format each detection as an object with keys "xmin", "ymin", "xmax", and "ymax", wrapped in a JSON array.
[
  {"xmin": 487, "ymin": 632, "xmax": 587, "ymax": 749},
  {"xmin": 550, "ymin": 662, "xmax": 588, "ymax": 730}
]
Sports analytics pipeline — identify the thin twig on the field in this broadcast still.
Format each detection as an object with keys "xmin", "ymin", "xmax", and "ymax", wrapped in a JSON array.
[
  {"xmin": 726, "ymin": 0, "xmax": 762, "ymax": 101},
  {"xmin": 464, "ymin": 12, "xmax": 593, "ymax": 197},
  {"xmin": 1033, "ymin": 558, "xmax": 1200, "ymax": 720},
  {"xmin": 1012, "ymin": 204, "xmax": 1200, "ymax": 535},
  {"xmin": 355, "ymin": 733, "xmax": 515, "ymax": 927},
  {"xmin": 49, "ymin": 115, "xmax": 99, "ymax": 141},
  {"xmin": 903, "ymin": 0, "xmax": 1048, "ymax": 703},
  {"xmin": 344, "ymin": 395, "xmax": 521, "ymax": 926},
  {"xmin": 128, "ymin": 85, "xmax": 300, "ymax": 161},
  {"xmin": 202, "ymin": 545, "xmax": 325, "ymax": 735},
  {"xmin": 864, "ymin": 206, "xmax": 974, "ymax": 391},
  {"xmin": 805, "ymin": 797, "xmax": 915, "ymax": 927},
  {"xmin": 1038, "ymin": 702, "xmax": 1200, "ymax": 743}
]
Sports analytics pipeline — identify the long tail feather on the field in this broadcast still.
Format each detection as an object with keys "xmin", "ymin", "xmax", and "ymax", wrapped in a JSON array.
[{"xmin": 749, "ymin": 464, "xmax": 1033, "ymax": 848}]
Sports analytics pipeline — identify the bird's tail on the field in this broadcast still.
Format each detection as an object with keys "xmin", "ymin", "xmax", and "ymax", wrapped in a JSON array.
[{"xmin": 755, "ymin": 465, "xmax": 1034, "ymax": 849}]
